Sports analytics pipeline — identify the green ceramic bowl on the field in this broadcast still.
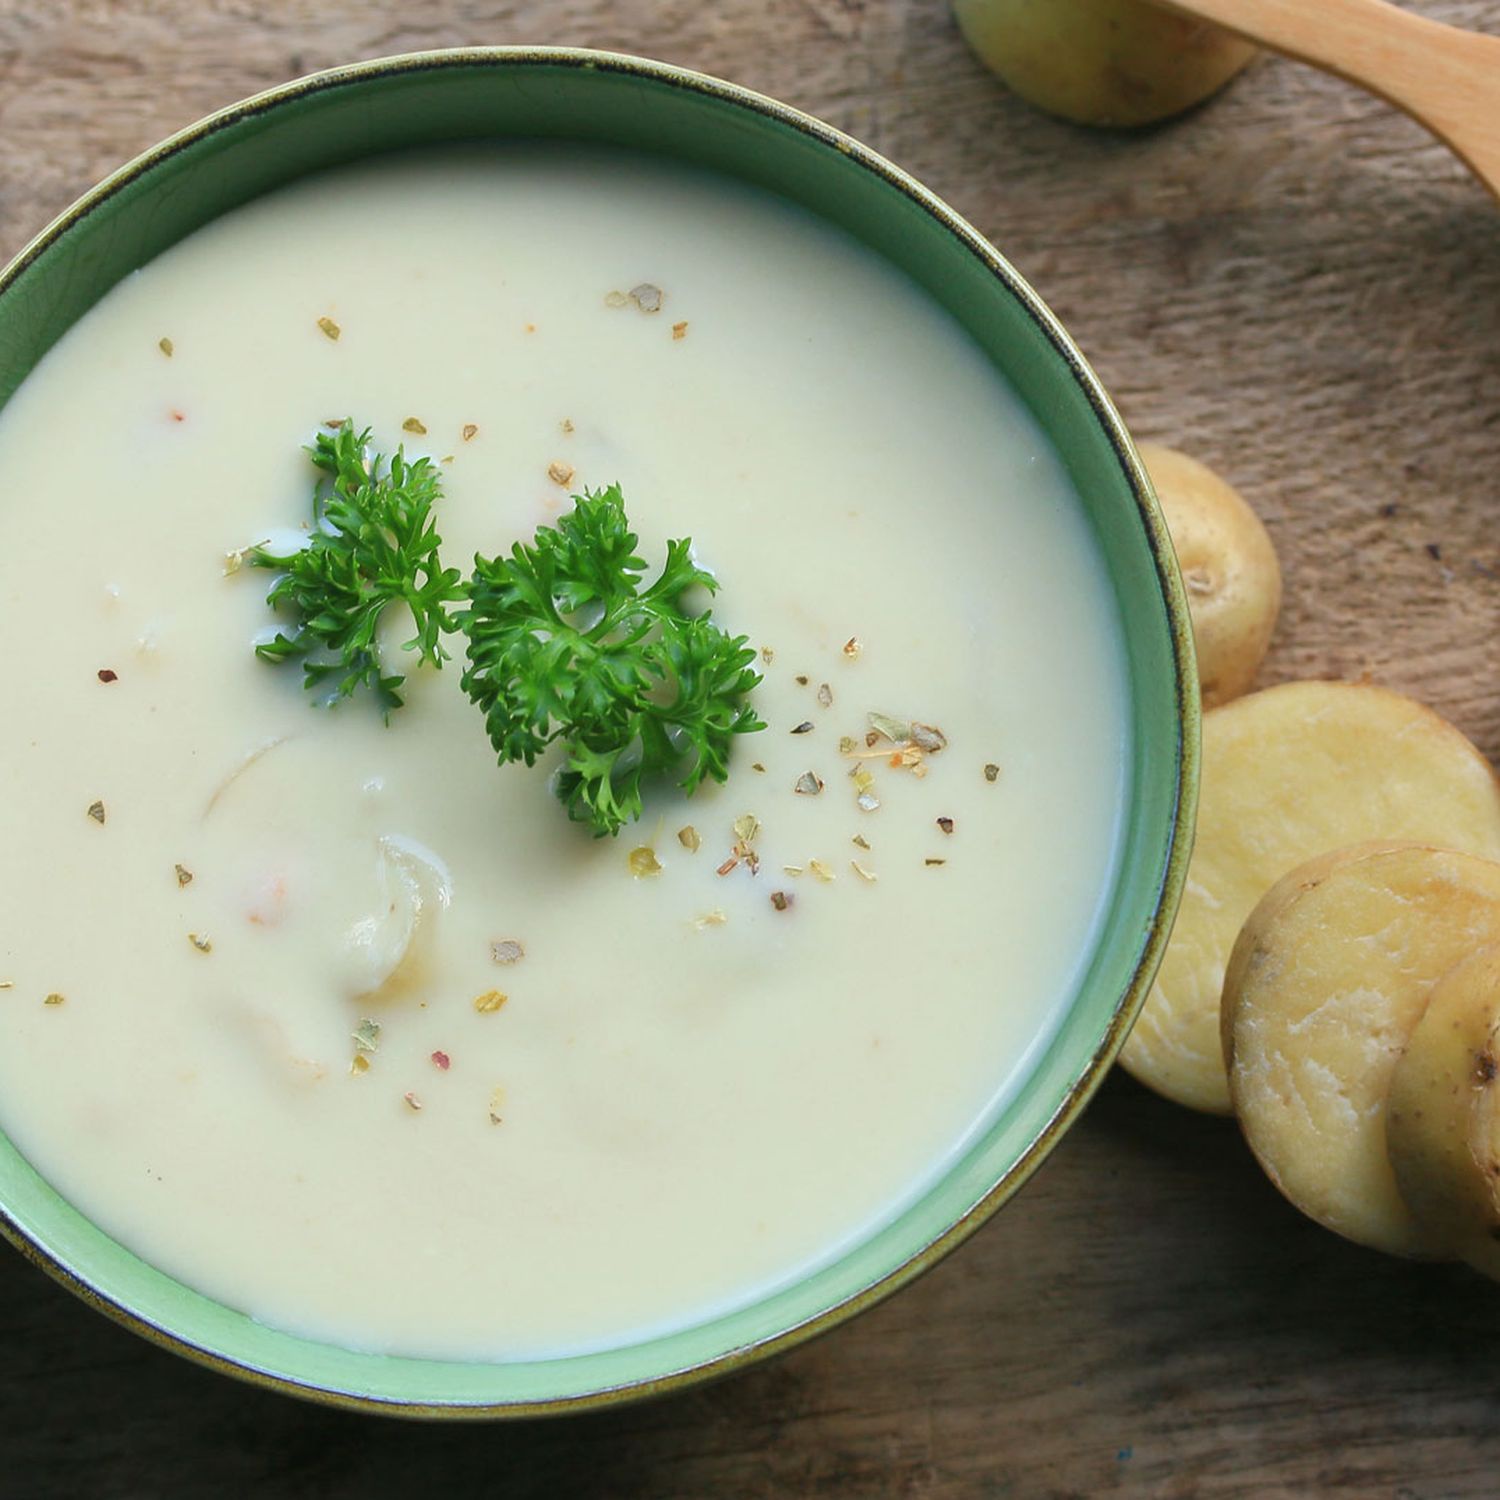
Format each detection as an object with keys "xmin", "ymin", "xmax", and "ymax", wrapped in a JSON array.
[{"xmin": 0, "ymin": 47, "xmax": 1197, "ymax": 1416}]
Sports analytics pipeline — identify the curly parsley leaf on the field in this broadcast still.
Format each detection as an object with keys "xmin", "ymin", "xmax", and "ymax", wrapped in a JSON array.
[
  {"xmin": 460, "ymin": 485, "xmax": 764, "ymax": 837},
  {"xmin": 250, "ymin": 422, "xmax": 466, "ymax": 717}
]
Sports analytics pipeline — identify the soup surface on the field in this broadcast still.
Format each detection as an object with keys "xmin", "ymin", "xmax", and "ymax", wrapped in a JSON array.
[{"xmin": 0, "ymin": 146, "xmax": 1126, "ymax": 1360}]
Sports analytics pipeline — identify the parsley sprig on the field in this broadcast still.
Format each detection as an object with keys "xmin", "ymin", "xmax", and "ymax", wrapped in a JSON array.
[
  {"xmin": 250, "ymin": 423, "xmax": 465, "ymax": 717},
  {"xmin": 248, "ymin": 424, "xmax": 763, "ymax": 835},
  {"xmin": 462, "ymin": 486, "xmax": 765, "ymax": 837}
]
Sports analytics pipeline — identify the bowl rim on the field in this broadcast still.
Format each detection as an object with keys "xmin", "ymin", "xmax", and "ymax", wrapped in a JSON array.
[{"xmin": 0, "ymin": 43, "xmax": 1200, "ymax": 1418}]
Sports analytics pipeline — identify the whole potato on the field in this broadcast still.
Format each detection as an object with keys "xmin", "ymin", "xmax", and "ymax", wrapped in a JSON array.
[
  {"xmin": 953, "ymin": 0, "xmax": 1256, "ymax": 128},
  {"xmin": 1139, "ymin": 442, "xmax": 1280, "ymax": 709}
]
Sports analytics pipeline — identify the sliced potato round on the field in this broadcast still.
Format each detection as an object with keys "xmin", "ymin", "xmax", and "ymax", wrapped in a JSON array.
[
  {"xmin": 1223, "ymin": 842, "xmax": 1500, "ymax": 1256},
  {"xmin": 1387, "ymin": 946, "xmax": 1500, "ymax": 1276},
  {"xmin": 1138, "ymin": 442, "xmax": 1280, "ymax": 709},
  {"xmin": 1120, "ymin": 681, "xmax": 1500, "ymax": 1115}
]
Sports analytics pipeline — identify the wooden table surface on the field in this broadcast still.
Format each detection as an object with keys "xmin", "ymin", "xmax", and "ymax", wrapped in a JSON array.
[{"xmin": 3, "ymin": 2, "xmax": 1500, "ymax": 1494}]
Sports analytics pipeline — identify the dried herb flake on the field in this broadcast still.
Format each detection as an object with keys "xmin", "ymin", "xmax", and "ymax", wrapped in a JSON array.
[
  {"xmin": 352, "ymin": 1018, "xmax": 382, "ymax": 1053},
  {"xmin": 868, "ymin": 712, "xmax": 910, "ymax": 744}
]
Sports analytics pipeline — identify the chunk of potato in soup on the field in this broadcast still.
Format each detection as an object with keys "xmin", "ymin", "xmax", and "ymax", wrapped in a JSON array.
[{"xmin": 0, "ymin": 147, "xmax": 1127, "ymax": 1359}]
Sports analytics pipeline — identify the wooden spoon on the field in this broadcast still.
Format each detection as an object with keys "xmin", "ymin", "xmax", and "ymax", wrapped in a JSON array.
[{"xmin": 1159, "ymin": 0, "xmax": 1500, "ymax": 199}]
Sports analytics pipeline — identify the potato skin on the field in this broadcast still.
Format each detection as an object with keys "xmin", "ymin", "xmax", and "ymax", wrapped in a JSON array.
[
  {"xmin": 1223, "ymin": 842, "xmax": 1500, "ymax": 1257},
  {"xmin": 1139, "ymin": 443, "xmax": 1280, "ymax": 709},
  {"xmin": 952, "ymin": 0, "xmax": 1256, "ymax": 129},
  {"xmin": 1386, "ymin": 945, "xmax": 1500, "ymax": 1275},
  {"xmin": 1121, "ymin": 682, "xmax": 1500, "ymax": 1115}
]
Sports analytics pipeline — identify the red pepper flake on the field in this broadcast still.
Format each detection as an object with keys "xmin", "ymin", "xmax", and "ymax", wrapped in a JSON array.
[
  {"xmin": 169, "ymin": 409, "xmax": 186, "ymax": 423},
  {"xmin": 430, "ymin": 1050, "xmax": 451, "ymax": 1071},
  {"xmin": 672, "ymin": 321, "xmax": 689, "ymax": 340},
  {"xmin": 403, "ymin": 1091, "xmax": 423, "ymax": 1112},
  {"xmin": 97, "ymin": 668, "xmax": 118, "ymax": 683}
]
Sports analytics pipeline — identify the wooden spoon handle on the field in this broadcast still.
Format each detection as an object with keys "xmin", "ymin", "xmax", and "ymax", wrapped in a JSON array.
[{"xmin": 1158, "ymin": 0, "xmax": 1500, "ymax": 197}]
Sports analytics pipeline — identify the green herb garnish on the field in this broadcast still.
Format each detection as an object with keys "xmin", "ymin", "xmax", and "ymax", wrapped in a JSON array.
[
  {"xmin": 250, "ymin": 422, "xmax": 465, "ymax": 717},
  {"xmin": 460, "ymin": 485, "xmax": 764, "ymax": 837},
  {"xmin": 249, "ymin": 426, "xmax": 762, "ymax": 835}
]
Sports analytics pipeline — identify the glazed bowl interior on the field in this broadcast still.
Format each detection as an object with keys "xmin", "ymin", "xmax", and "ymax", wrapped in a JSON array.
[{"xmin": 0, "ymin": 48, "xmax": 1196, "ymax": 1415}]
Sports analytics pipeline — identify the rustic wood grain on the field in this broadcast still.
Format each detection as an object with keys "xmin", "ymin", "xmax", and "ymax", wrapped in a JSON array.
[{"xmin": 3, "ymin": 2, "xmax": 1500, "ymax": 1495}]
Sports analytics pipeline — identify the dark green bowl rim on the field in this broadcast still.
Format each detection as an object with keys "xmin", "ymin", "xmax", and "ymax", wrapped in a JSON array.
[{"xmin": 0, "ymin": 45, "xmax": 1199, "ymax": 1418}]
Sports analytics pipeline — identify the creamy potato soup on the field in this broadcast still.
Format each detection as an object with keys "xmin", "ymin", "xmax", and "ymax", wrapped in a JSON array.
[{"xmin": 0, "ymin": 147, "xmax": 1126, "ymax": 1360}]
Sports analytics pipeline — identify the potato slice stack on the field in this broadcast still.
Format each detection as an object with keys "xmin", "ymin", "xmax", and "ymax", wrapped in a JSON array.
[{"xmin": 1124, "ymin": 440, "xmax": 1500, "ymax": 1272}]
